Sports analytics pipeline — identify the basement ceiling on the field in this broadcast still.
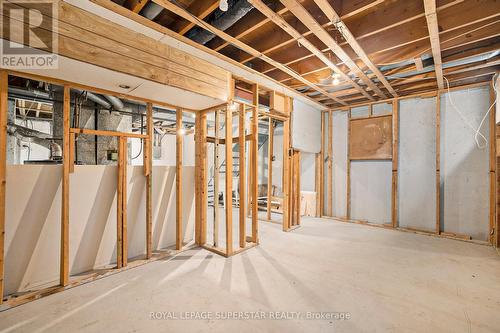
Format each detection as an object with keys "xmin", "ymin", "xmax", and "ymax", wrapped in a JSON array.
[{"xmin": 111, "ymin": 0, "xmax": 500, "ymax": 108}]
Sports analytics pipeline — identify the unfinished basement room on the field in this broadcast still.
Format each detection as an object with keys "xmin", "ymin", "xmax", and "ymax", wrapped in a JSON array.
[{"xmin": 0, "ymin": 0, "xmax": 499, "ymax": 332}]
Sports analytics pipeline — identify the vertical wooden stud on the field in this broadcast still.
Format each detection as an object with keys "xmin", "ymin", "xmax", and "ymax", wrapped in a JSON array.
[
  {"xmin": 69, "ymin": 133, "xmax": 75, "ymax": 173},
  {"xmin": 251, "ymin": 86, "xmax": 259, "ymax": 242},
  {"xmin": 346, "ymin": 109, "xmax": 352, "ymax": 219},
  {"xmin": 214, "ymin": 110, "xmax": 220, "ymax": 247},
  {"xmin": 391, "ymin": 100, "xmax": 399, "ymax": 228},
  {"xmin": 117, "ymin": 136, "xmax": 124, "ymax": 268},
  {"xmin": 319, "ymin": 111, "xmax": 325, "ymax": 216},
  {"xmin": 239, "ymin": 104, "xmax": 246, "ymax": 248},
  {"xmin": 489, "ymin": 83, "xmax": 496, "ymax": 245},
  {"xmin": 282, "ymin": 118, "xmax": 291, "ymax": 231},
  {"xmin": 315, "ymin": 153, "xmax": 321, "ymax": 218},
  {"xmin": 0, "ymin": 71, "xmax": 8, "ymax": 301},
  {"xmin": 436, "ymin": 92, "xmax": 441, "ymax": 234},
  {"xmin": 327, "ymin": 111, "xmax": 333, "ymax": 216},
  {"xmin": 176, "ymin": 108, "xmax": 183, "ymax": 250},
  {"xmin": 145, "ymin": 103, "xmax": 153, "ymax": 258},
  {"xmin": 267, "ymin": 117, "xmax": 274, "ymax": 221},
  {"xmin": 225, "ymin": 105, "xmax": 233, "ymax": 255},
  {"xmin": 200, "ymin": 113, "xmax": 208, "ymax": 246},
  {"xmin": 121, "ymin": 137, "xmax": 128, "ymax": 267},
  {"xmin": 60, "ymin": 85, "xmax": 70, "ymax": 285}
]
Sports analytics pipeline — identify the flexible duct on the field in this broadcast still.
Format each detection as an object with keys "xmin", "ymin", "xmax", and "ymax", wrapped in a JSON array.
[
  {"xmin": 73, "ymin": 89, "xmax": 112, "ymax": 109},
  {"xmin": 104, "ymin": 95, "xmax": 125, "ymax": 111}
]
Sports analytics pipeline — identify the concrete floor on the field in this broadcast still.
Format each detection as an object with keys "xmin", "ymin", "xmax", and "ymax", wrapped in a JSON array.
[{"xmin": 1, "ymin": 217, "xmax": 500, "ymax": 333}]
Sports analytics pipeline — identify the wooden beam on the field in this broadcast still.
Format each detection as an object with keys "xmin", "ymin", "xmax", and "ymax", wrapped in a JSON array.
[
  {"xmin": 239, "ymin": 104, "xmax": 246, "ymax": 248},
  {"xmin": 315, "ymin": 152, "xmax": 321, "ymax": 217},
  {"xmin": 145, "ymin": 103, "xmax": 153, "ymax": 258},
  {"xmin": 121, "ymin": 137, "xmax": 128, "ymax": 267},
  {"xmin": 423, "ymin": 0, "xmax": 445, "ymax": 89},
  {"xmin": 267, "ymin": 117, "xmax": 274, "ymax": 220},
  {"xmin": 117, "ymin": 136, "xmax": 124, "ymax": 269},
  {"xmin": 282, "ymin": 117, "xmax": 291, "ymax": 230},
  {"xmin": 278, "ymin": 0, "xmax": 386, "ymax": 99},
  {"xmin": 176, "ymin": 108, "xmax": 183, "ymax": 250},
  {"xmin": 319, "ymin": 111, "xmax": 325, "ymax": 216},
  {"xmin": 60, "ymin": 85, "xmax": 70, "ymax": 286},
  {"xmin": 151, "ymin": 0, "xmax": 347, "ymax": 105},
  {"xmin": 124, "ymin": 0, "xmax": 149, "ymax": 13},
  {"xmin": 248, "ymin": 0, "xmax": 374, "ymax": 101},
  {"xmin": 346, "ymin": 110, "xmax": 351, "ymax": 218},
  {"xmin": 327, "ymin": 111, "xmax": 333, "ymax": 216},
  {"xmin": 391, "ymin": 100, "xmax": 399, "ymax": 227},
  {"xmin": 225, "ymin": 103, "xmax": 233, "ymax": 255},
  {"xmin": 312, "ymin": 0, "xmax": 397, "ymax": 98},
  {"xmin": 251, "ymin": 86, "xmax": 259, "ymax": 241},
  {"xmin": 0, "ymin": 71, "xmax": 7, "ymax": 303},
  {"xmin": 436, "ymin": 92, "xmax": 441, "ymax": 234},
  {"xmin": 489, "ymin": 82, "xmax": 496, "ymax": 245},
  {"xmin": 69, "ymin": 128, "xmax": 147, "ymax": 139},
  {"xmin": 173, "ymin": 1, "xmax": 219, "ymax": 35},
  {"xmin": 214, "ymin": 110, "xmax": 220, "ymax": 247}
]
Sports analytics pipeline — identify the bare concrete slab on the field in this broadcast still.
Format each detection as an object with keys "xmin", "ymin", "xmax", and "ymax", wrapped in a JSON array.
[{"xmin": 1, "ymin": 217, "xmax": 499, "ymax": 333}]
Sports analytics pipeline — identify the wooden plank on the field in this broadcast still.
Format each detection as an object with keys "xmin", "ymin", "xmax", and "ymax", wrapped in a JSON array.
[
  {"xmin": 280, "ymin": 0, "xmax": 387, "ymax": 99},
  {"xmin": 319, "ymin": 112, "xmax": 325, "ymax": 216},
  {"xmin": 0, "ymin": 71, "xmax": 7, "ymax": 303},
  {"xmin": 69, "ymin": 128, "xmax": 147, "ymax": 139},
  {"xmin": 124, "ymin": 0, "xmax": 149, "ymax": 13},
  {"xmin": 174, "ymin": 1, "xmax": 219, "ymax": 35},
  {"xmin": 151, "ymin": 0, "xmax": 347, "ymax": 105},
  {"xmin": 423, "ymin": 0, "xmax": 445, "ymax": 89},
  {"xmin": 194, "ymin": 115, "xmax": 201, "ymax": 245},
  {"xmin": 251, "ymin": 85, "xmax": 259, "ymax": 242},
  {"xmin": 349, "ymin": 116, "xmax": 393, "ymax": 160},
  {"xmin": 116, "ymin": 135, "xmax": 124, "ymax": 269},
  {"xmin": 312, "ymin": 0, "xmax": 397, "ymax": 98},
  {"xmin": 392, "ymin": 100, "xmax": 399, "ymax": 228},
  {"xmin": 248, "ymin": 0, "xmax": 373, "ymax": 102},
  {"xmin": 176, "ymin": 108, "xmax": 183, "ymax": 251},
  {"xmin": 60, "ymin": 85, "xmax": 70, "ymax": 286},
  {"xmin": 200, "ymin": 114, "xmax": 208, "ymax": 246},
  {"xmin": 267, "ymin": 117, "xmax": 274, "ymax": 221},
  {"xmin": 282, "ymin": 118, "xmax": 291, "ymax": 230},
  {"xmin": 121, "ymin": 137, "xmax": 128, "ymax": 267},
  {"xmin": 214, "ymin": 110, "xmax": 220, "ymax": 247},
  {"xmin": 239, "ymin": 104, "xmax": 246, "ymax": 248},
  {"xmin": 327, "ymin": 111, "xmax": 333, "ymax": 216},
  {"xmin": 436, "ymin": 92, "xmax": 441, "ymax": 234},
  {"xmin": 225, "ymin": 106, "xmax": 233, "ymax": 255},
  {"xmin": 315, "ymin": 152, "xmax": 321, "ymax": 217},
  {"xmin": 69, "ymin": 132, "xmax": 75, "ymax": 173},
  {"xmin": 346, "ymin": 110, "xmax": 351, "ymax": 219},
  {"xmin": 145, "ymin": 103, "xmax": 153, "ymax": 258},
  {"xmin": 489, "ymin": 82, "xmax": 496, "ymax": 245}
]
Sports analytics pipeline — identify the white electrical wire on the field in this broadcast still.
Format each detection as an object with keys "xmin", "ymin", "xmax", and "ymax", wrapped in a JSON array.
[{"xmin": 443, "ymin": 75, "xmax": 497, "ymax": 149}]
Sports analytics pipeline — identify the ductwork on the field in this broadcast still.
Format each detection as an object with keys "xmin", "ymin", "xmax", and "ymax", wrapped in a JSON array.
[
  {"xmin": 186, "ymin": 0, "xmax": 257, "ymax": 45},
  {"xmin": 104, "ymin": 95, "xmax": 125, "ymax": 111},
  {"xmin": 142, "ymin": 2, "xmax": 164, "ymax": 20},
  {"xmin": 74, "ymin": 89, "xmax": 112, "ymax": 109}
]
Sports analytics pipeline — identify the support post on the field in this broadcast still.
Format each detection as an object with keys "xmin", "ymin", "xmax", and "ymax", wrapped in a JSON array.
[
  {"xmin": 327, "ymin": 111, "xmax": 333, "ymax": 216},
  {"xmin": 121, "ymin": 137, "xmax": 128, "ymax": 267},
  {"xmin": 213, "ymin": 110, "xmax": 220, "ymax": 247},
  {"xmin": 283, "ymin": 118, "xmax": 291, "ymax": 230},
  {"xmin": 195, "ymin": 113, "xmax": 207, "ymax": 246},
  {"xmin": 346, "ymin": 110, "xmax": 352, "ymax": 219},
  {"xmin": 145, "ymin": 103, "xmax": 153, "ymax": 258},
  {"xmin": 251, "ymin": 104, "xmax": 258, "ymax": 242},
  {"xmin": 60, "ymin": 85, "xmax": 70, "ymax": 286},
  {"xmin": 391, "ymin": 100, "xmax": 399, "ymax": 228},
  {"xmin": 436, "ymin": 93, "xmax": 441, "ymax": 234},
  {"xmin": 239, "ymin": 104, "xmax": 246, "ymax": 248},
  {"xmin": 0, "ymin": 71, "xmax": 7, "ymax": 301},
  {"xmin": 176, "ymin": 108, "xmax": 183, "ymax": 250},
  {"xmin": 489, "ymin": 83, "xmax": 496, "ymax": 245},
  {"xmin": 225, "ymin": 105, "xmax": 233, "ymax": 255},
  {"xmin": 319, "ymin": 111, "xmax": 325, "ymax": 216},
  {"xmin": 267, "ymin": 117, "xmax": 274, "ymax": 221}
]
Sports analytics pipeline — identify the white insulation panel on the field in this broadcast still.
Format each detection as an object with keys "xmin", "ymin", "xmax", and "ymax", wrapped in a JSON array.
[
  {"xmin": 292, "ymin": 99, "xmax": 321, "ymax": 153},
  {"xmin": 350, "ymin": 161, "xmax": 392, "ymax": 224},
  {"xmin": 440, "ymin": 86, "xmax": 490, "ymax": 240},
  {"xmin": 332, "ymin": 111, "xmax": 348, "ymax": 217},
  {"xmin": 398, "ymin": 97, "xmax": 437, "ymax": 231}
]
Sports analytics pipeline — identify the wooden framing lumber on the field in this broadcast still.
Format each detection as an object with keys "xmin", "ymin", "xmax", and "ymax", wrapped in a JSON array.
[
  {"xmin": 251, "ymin": 101, "xmax": 259, "ymax": 242},
  {"xmin": 267, "ymin": 117, "xmax": 274, "ymax": 220},
  {"xmin": 176, "ymin": 108, "xmax": 183, "ymax": 250},
  {"xmin": 315, "ymin": 152, "xmax": 321, "ymax": 217},
  {"xmin": 121, "ymin": 137, "xmax": 128, "ymax": 267},
  {"xmin": 151, "ymin": 0, "xmax": 346, "ymax": 105},
  {"xmin": 213, "ymin": 110, "xmax": 220, "ymax": 247},
  {"xmin": 346, "ymin": 110, "xmax": 352, "ymax": 219},
  {"xmin": 225, "ymin": 104, "xmax": 233, "ymax": 255},
  {"xmin": 327, "ymin": 111, "xmax": 333, "ymax": 216},
  {"xmin": 436, "ymin": 92, "xmax": 441, "ymax": 234},
  {"xmin": 282, "ymin": 117, "xmax": 291, "ymax": 231},
  {"xmin": 319, "ymin": 111, "xmax": 325, "ymax": 216},
  {"xmin": 423, "ymin": 0, "xmax": 445, "ymax": 89},
  {"xmin": 248, "ymin": 0, "xmax": 374, "ymax": 102},
  {"xmin": 60, "ymin": 85, "xmax": 70, "ymax": 286},
  {"xmin": 124, "ymin": 0, "xmax": 149, "ymax": 13},
  {"xmin": 280, "ymin": 0, "xmax": 387, "ymax": 99},
  {"xmin": 391, "ymin": 100, "xmax": 399, "ymax": 227},
  {"xmin": 69, "ymin": 128, "xmax": 147, "ymax": 139},
  {"xmin": 312, "ymin": 0, "xmax": 397, "ymax": 98},
  {"xmin": 0, "ymin": 71, "xmax": 7, "ymax": 303},
  {"xmin": 239, "ymin": 104, "xmax": 246, "ymax": 248},
  {"xmin": 489, "ymin": 82, "xmax": 496, "ymax": 245},
  {"xmin": 145, "ymin": 103, "xmax": 153, "ymax": 258}
]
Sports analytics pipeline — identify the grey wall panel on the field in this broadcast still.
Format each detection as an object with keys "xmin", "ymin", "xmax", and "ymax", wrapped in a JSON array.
[
  {"xmin": 332, "ymin": 111, "xmax": 348, "ymax": 217},
  {"xmin": 441, "ymin": 86, "xmax": 490, "ymax": 240},
  {"xmin": 292, "ymin": 99, "xmax": 321, "ymax": 153},
  {"xmin": 301, "ymin": 152, "xmax": 316, "ymax": 192},
  {"xmin": 372, "ymin": 102, "xmax": 392, "ymax": 116},
  {"xmin": 351, "ymin": 161, "xmax": 392, "ymax": 224},
  {"xmin": 398, "ymin": 97, "xmax": 437, "ymax": 231},
  {"xmin": 350, "ymin": 105, "xmax": 369, "ymax": 118}
]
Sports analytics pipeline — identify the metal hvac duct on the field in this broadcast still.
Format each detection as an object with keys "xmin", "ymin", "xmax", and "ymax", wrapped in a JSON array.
[
  {"xmin": 73, "ymin": 89, "xmax": 112, "ymax": 109},
  {"xmin": 104, "ymin": 95, "xmax": 125, "ymax": 111}
]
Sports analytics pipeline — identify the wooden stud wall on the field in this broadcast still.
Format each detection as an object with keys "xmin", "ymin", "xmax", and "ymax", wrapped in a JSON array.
[
  {"xmin": 0, "ymin": 72, "xmax": 7, "ymax": 303},
  {"xmin": 145, "ymin": 103, "xmax": 153, "ymax": 258},
  {"xmin": 176, "ymin": 108, "xmax": 183, "ymax": 250},
  {"xmin": 61, "ymin": 85, "xmax": 70, "ymax": 285}
]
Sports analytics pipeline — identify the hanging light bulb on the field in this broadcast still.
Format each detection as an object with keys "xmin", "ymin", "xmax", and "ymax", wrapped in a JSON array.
[
  {"xmin": 332, "ymin": 73, "xmax": 340, "ymax": 86},
  {"xmin": 178, "ymin": 128, "xmax": 186, "ymax": 135},
  {"xmin": 219, "ymin": 0, "xmax": 228, "ymax": 11}
]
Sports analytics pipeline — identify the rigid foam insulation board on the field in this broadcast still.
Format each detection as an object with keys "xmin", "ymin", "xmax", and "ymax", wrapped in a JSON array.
[
  {"xmin": 372, "ymin": 102, "xmax": 392, "ymax": 116},
  {"xmin": 332, "ymin": 111, "xmax": 348, "ymax": 217},
  {"xmin": 350, "ymin": 105, "xmax": 369, "ymax": 119},
  {"xmin": 4, "ymin": 165, "xmax": 195, "ymax": 296},
  {"xmin": 350, "ymin": 161, "xmax": 392, "ymax": 224},
  {"xmin": 440, "ymin": 86, "xmax": 490, "ymax": 240},
  {"xmin": 398, "ymin": 97, "xmax": 437, "ymax": 231},
  {"xmin": 292, "ymin": 99, "xmax": 321, "ymax": 153},
  {"xmin": 301, "ymin": 152, "xmax": 316, "ymax": 192}
]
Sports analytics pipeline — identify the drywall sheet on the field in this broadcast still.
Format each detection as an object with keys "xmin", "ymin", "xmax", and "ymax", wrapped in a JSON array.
[
  {"xmin": 4, "ymin": 165, "xmax": 195, "ymax": 296},
  {"xmin": 350, "ymin": 161, "xmax": 392, "ymax": 224},
  {"xmin": 292, "ymin": 99, "xmax": 321, "ymax": 153},
  {"xmin": 398, "ymin": 97, "xmax": 437, "ymax": 231},
  {"xmin": 440, "ymin": 86, "xmax": 490, "ymax": 240},
  {"xmin": 332, "ymin": 111, "xmax": 348, "ymax": 217},
  {"xmin": 350, "ymin": 116, "xmax": 393, "ymax": 160},
  {"xmin": 301, "ymin": 152, "xmax": 316, "ymax": 192}
]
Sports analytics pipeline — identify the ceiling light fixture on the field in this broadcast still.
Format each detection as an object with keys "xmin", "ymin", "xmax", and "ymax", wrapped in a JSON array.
[
  {"xmin": 332, "ymin": 73, "xmax": 341, "ymax": 86},
  {"xmin": 219, "ymin": 0, "xmax": 228, "ymax": 12}
]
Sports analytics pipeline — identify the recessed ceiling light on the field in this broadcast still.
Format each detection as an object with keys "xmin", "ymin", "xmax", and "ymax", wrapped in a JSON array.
[
  {"xmin": 219, "ymin": 0, "xmax": 228, "ymax": 12},
  {"xmin": 119, "ymin": 84, "xmax": 131, "ymax": 89}
]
